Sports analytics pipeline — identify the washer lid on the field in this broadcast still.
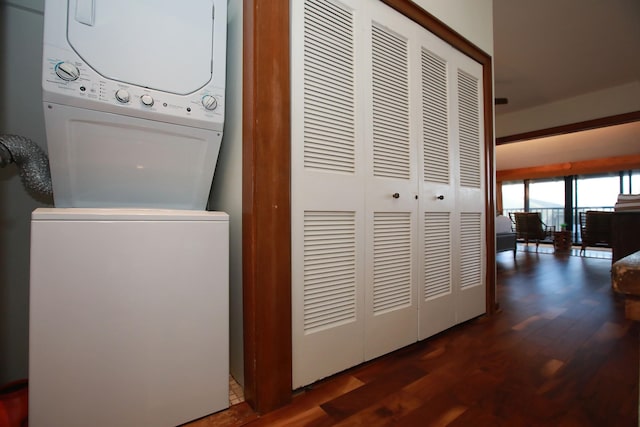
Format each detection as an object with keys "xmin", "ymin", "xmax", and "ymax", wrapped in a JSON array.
[{"xmin": 67, "ymin": 0, "xmax": 214, "ymax": 95}]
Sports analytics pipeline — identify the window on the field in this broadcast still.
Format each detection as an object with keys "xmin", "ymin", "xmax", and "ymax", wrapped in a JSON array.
[
  {"xmin": 622, "ymin": 170, "xmax": 640, "ymax": 194},
  {"xmin": 499, "ymin": 169, "xmax": 639, "ymax": 244},
  {"xmin": 502, "ymin": 181, "xmax": 524, "ymax": 212},
  {"xmin": 632, "ymin": 170, "xmax": 640, "ymax": 194},
  {"xmin": 529, "ymin": 178, "xmax": 564, "ymax": 228},
  {"xmin": 575, "ymin": 174, "xmax": 619, "ymax": 209}
]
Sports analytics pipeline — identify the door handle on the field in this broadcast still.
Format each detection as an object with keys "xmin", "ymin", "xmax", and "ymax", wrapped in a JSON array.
[
  {"xmin": 392, "ymin": 193, "xmax": 400, "ymax": 199},
  {"xmin": 436, "ymin": 195, "xmax": 444, "ymax": 200}
]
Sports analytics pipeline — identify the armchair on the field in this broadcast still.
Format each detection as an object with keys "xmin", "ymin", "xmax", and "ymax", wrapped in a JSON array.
[
  {"xmin": 509, "ymin": 212, "xmax": 555, "ymax": 251},
  {"xmin": 579, "ymin": 211, "xmax": 613, "ymax": 255}
]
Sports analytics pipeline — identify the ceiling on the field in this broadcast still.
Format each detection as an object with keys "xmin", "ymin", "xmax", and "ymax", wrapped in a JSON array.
[
  {"xmin": 496, "ymin": 120, "xmax": 640, "ymax": 170},
  {"xmin": 492, "ymin": 0, "xmax": 640, "ymax": 115}
]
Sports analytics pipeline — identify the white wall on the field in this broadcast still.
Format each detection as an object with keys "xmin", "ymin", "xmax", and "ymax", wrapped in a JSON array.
[
  {"xmin": 209, "ymin": 0, "xmax": 244, "ymax": 386},
  {"xmin": 496, "ymin": 81, "xmax": 640, "ymax": 137},
  {"xmin": 0, "ymin": 0, "xmax": 48, "ymax": 384},
  {"xmin": 412, "ymin": 0, "xmax": 494, "ymax": 55}
]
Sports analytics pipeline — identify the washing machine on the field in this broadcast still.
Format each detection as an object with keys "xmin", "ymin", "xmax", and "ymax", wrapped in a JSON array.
[
  {"xmin": 42, "ymin": 0, "xmax": 227, "ymax": 209},
  {"xmin": 29, "ymin": 208, "xmax": 229, "ymax": 426}
]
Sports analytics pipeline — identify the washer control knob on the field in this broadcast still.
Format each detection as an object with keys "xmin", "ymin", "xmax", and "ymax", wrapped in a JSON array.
[
  {"xmin": 55, "ymin": 62, "xmax": 80, "ymax": 81},
  {"xmin": 115, "ymin": 89, "xmax": 130, "ymax": 104},
  {"xmin": 201, "ymin": 95, "xmax": 218, "ymax": 111},
  {"xmin": 140, "ymin": 94, "xmax": 154, "ymax": 107}
]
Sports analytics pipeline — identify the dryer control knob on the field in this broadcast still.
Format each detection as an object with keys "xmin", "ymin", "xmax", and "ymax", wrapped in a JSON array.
[
  {"xmin": 55, "ymin": 62, "xmax": 80, "ymax": 81},
  {"xmin": 115, "ymin": 89, "xmax": 130, "ymax": 104},
  {"xmin": 140, "ymin": 94, "xmax": 154, "ymax": 107},
  {"xmin": 201, "ymin": 95, "xmax": 217, "ymax": 111}
]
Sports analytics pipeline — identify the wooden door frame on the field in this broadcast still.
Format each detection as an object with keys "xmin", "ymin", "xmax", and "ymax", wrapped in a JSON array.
[
  {"xmin": 242, "ymin": 0, "xmax": 292, "ymax": 413},
  {"xmin": 243, "ymin": 0, "xmax": 496, "ymax": 414}
]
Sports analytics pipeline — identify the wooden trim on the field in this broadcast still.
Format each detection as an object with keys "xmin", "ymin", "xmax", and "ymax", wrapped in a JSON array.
[
  {"xmin": 482, "ymin": 54, "xmax": 497, "ymax": 315},
  {"xmin": 496, "ymin": 111, "xmax": 640, "ymax": 145},
  {"xmin": 242, "ymin": 0, "xmax": 292, "ymax": 414},
  {"xmin": 496, "ymin": 154, "xmax": 640, "ymax": 182},
  {"xmin": 381, "ymin": 0, "xmax": 489, "ymax": 65},
  {"xmin": 381, "ymin": 0, "xmax": 497, "ymax": 314}
]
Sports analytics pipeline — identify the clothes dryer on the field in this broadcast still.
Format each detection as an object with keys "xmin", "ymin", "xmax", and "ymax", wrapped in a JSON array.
[{"xmin": 42, "ymin": 0, "xmax": 227, "ymax": 209}]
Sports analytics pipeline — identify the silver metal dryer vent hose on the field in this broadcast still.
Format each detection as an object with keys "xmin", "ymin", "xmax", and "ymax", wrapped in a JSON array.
[{"xmin": 0, "ymin": 134, "xmax": 53, "ymax": 197}]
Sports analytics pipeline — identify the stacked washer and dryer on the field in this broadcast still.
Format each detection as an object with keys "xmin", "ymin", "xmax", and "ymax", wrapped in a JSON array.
[{"xmin": 29, "ymin": 1, "xmax": 229, "ymax": 426}]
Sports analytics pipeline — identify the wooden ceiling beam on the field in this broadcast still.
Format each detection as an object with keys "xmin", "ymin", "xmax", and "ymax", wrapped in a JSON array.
[
  {"xmin": 496, "ymin": 111, "xmax": 640, "ymax": 146},
  {"xmin": 497, "ymin": 153, "xmax": 640, "ymax": 182}
]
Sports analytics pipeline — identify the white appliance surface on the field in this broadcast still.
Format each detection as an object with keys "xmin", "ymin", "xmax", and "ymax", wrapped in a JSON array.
[
  {"xmin": 42, "ymin": 0, "xmax": 227, "ymax": 130},
  {"xmin": 44, "ymin": 104, "xmax": 222, "ymax": 209},
  {"xmin": 42, "ymin": 0, "xmax": 227, "ymax": 209},
  {"xmin": 67, "ymin": 0, "xmax": 214, "ymax": 96},
  {"xmin": 29, "ymin": 208, "xmax": 229, "ymax": 427}
]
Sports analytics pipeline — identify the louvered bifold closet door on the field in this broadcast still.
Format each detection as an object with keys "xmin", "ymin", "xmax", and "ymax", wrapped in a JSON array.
[
  {"xmin": 363, "ymin": 3, "xmax": 419, "ymax": 361},
  {"xmin": 292, "ymin": 0, "xmax": 486, "ymax": 388},
  {"xmin": 417, "ymin": 31, "xmax": 457, "ymax": 340},
  {"xmin": 417, "ymin": 25, "xmax": 486, "ymax": 339},
  {"xmin": 291, "ymin": 0, "xmax": 366, "ymax": 389},
  {"xmin": 453, "ymin": 55, "xmax": 486, "ymax": 323}
]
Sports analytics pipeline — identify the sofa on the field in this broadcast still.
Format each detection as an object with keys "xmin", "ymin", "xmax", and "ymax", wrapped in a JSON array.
[{"xmin": 496, "ymin": 215, "xmax": 516, "ymax": 257}]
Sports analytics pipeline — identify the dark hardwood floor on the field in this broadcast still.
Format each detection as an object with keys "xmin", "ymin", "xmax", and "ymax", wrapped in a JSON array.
[{"xmin": 189, "ymin": 248, "xmax": 639, "ymax": 426}]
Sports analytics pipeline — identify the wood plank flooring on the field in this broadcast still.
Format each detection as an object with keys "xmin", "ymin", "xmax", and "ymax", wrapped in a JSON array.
[{"xmin": 188, "ymin": 249, "xmax": 639, "ymax": 426}]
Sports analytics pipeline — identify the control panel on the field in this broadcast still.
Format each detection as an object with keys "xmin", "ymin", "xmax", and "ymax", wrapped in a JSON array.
[{"xmin": 42, "ymin": 45, "xmax": 225, "ymax": 132}]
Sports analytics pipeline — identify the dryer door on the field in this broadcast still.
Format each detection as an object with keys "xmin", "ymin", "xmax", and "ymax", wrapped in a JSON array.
[{"xmin": 67, "ymin": 0, "xmax": 215, "ymax": 95}]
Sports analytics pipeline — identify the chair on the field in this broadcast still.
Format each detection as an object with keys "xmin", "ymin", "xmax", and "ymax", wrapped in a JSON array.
[
  {"xmin": 579, "ymin": 211, "xmax": 613, "ymax": 255},
  {"xmin": 509, "ymin": 212, "xmax": 555, "ymax": 251}
]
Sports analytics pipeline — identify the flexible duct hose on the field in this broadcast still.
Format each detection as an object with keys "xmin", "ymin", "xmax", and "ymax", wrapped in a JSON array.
[{"xmin": 0, "ymin": 134, "xmax": 53, "ymax": 197}]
